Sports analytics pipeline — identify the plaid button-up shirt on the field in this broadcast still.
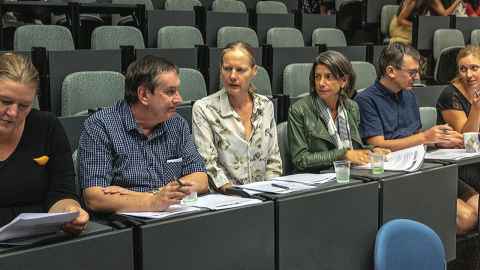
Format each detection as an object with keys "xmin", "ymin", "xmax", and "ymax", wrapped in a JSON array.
[{"xmin": 79, "ymin": 101, "xmax": 205, "ymax": 192}]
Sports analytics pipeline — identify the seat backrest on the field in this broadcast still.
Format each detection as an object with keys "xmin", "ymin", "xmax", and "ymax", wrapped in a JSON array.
[
  {"xmin": 414, "ymin": 85, "xmax": 446, "ymax": 107},
  {"xmin": 212, "ymin": 0, "xmax": 247, "ymax": 13},
  {"xmin": 375, "ymin": 219, "xmax": 445, "ymax": 270},
  {"xmin": 164, "ymin": 0, "xmax": 202, "ymax": 10},
  {"xmin": 283, "ymin": 63, "xmax": 312, "ymax": 97},
  {"xmin": 277, "ymin": 121, "xmax": 291, "ymax": 175},
  {"xmin": 419, "ymin": 107, "xmax": 437, "ymax": 131},
  {"xmin": 14, "ymin": 25, "xmax": 75, "ymax": 51},
  {"xmin": 380, "ymin": 5, "xmax": 399, "ymax": 36},
  {"xmin": 252, "ymin": 66, "xmax": 272, "ymax": 96},
  {"xmin": 434, "ymin": 46, "xmax": 463, "ymax": 84},
  {"xmin": 179, "ymin": 68, "xmax": 208, "ymax": 102},
  {"xmin": 351, "ymin": 61, "xmax": 377, "ymax": 92},
  {"xmin": 433, "ymin": 29, "xmax": 465, "ymax": 61},
  {"xmin": 59, "ymin": 115, "xmax": 89, "ymax": 151},
  {"xmin": 91, "ymin": 26, "xmax": 145, "ymax": 49},
  {"xmin": 112, "ymin": 0, "xmax": 154, "ymax": 9},
  {"xmin": 157, "ymin": 26, "xmax": 204, "ymax": 48},
  {"xmin": 267, "ymin": 27, "xmax": 304, "ymax": 47},
  {"xmin": 176, "ymin": 102, "xmax": 193, "ymax": 131},
  {"xmin": 256, "ymin": 1, "xmax": 288, "ymax": 14},
  {"xmin": 472, "ymin": 29, "xmax": 480, "ymax": 46},
  {"xmin": 217, "ymin": 26, "xmax": 259, "ymax": 48},
  {"xmin": 311, "ymin": 28, "xmax": 347, "ymax": 47},
  {"xmin": 61, "ymin": 71, "xmax": 125, "ymax": 116}
]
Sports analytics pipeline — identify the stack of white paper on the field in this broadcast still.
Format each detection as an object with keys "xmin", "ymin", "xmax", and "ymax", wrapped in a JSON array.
[
  {"xmin": 189, "ymin": 194, "xmax": 263, "ymax": 210},
  {"xmin": 121, "ymin": 205, "xmax": 202, "ymax": 219},
  {"xmin": 0, "ymin": 212, "xmax": 79, "ymax": 241},
  {"xmin": 237, "ymin": 180, "xmax": 315, "ymax": 195},
  {"xmin": 425, "ymin": 149, "xmax": 480, "ymax": 160},
  {"xmin": 272, "ymin": 173, "xmax": 336, "ymax": 185},
  {"xmin": 356, "ymin": 145, "xmax": 425, "ymax": 172}
]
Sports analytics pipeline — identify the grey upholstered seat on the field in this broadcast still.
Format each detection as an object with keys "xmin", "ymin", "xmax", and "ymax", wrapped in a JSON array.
[
  {"xmin": 312, "ymin": 28, "xmax": 347, "ymax": 47},
  {"xmin": 179, "ymin": 68, "xmax": 208, "ymax": 102},
  {"xmin": 267, "ymin": 27, "xmax": 304, "ymax": 47},
  {"xmin": 283, "ymin": 63, "xmax": 312, "ymax": 97},
  {"xmin": 380, "ymin": 5, "xmax": 399, "ymax": 44},
  {"xmin": 212, "ymin": 0, "xmax": 247, "ymax": 13},
  {"xmin": 164, "ymin": 0, "xmax": 202, "ymax": 10},
  {"xmin": 61, "ymin": 71, "xmax": 125, "ymax": 116},
  {"xmin": 14, "ymin": 25, "xmax": 75, "ymax": 51},
  {"xmin": 91, "ymin": 26, "xmax": 145, "ymax": 49},
  {"xmin": 433, "ymin": 29, "xmax": 465, "ymax": 61},
  {"xmin": 157, "ymin": 26, "xmax": 204, "ymax": 48},
  {"xmin": 256, "ymin": 1, "xmax": 288, "ymax": 14},
  {"xmin": 351, "ymin": 61, "xmax": 377, "ymax": 92},
  {"xmin": 217, "ymin": 26, "xmax": 259, "ymax": 48}
]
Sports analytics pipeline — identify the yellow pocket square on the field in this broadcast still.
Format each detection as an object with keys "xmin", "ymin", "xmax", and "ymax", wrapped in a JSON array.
[{"xmin": 33, "ymin": 155, "xmax": 49, "ymax": 166}]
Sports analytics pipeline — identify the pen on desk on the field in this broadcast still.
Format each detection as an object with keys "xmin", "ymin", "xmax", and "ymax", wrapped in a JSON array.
[{"xmin": 271, "ymin": 183, "xmax": 290, "ymax": 190}]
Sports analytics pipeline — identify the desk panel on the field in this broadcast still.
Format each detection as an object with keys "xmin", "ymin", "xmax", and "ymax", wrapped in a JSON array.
[
  {"xmin": 0, "ymin": 222, "xmax": 134, "ymax": 270},
  {"xmin": 276, "ymin": 182, "xmax": 378, "ymax": 270},
  {"xmin": 381, "ymin": 163, "xmax": 457, "ymax": 261},
  {"xmin": 140, "ymin": 202, "xmax": 274, "ymax": 270}
]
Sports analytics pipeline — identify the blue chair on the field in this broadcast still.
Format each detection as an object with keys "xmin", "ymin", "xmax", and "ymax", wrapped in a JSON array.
[{"xmin": 375, "ymin": 219, "xmax": 446, "ymax": 270}]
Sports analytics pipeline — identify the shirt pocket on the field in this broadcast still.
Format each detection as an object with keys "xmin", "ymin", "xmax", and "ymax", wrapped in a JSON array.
[{"xmin": 164, "ymin": 159, "xmax": 183, "ymax": 181}]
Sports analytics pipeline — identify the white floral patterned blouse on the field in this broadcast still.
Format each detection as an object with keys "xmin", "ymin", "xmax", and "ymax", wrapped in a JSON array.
[{"xmin": 192, "ymin": 88, "xmax": 283, "ymax": 188}]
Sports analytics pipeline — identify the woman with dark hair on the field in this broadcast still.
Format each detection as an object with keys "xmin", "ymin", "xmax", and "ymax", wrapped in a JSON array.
[
  {"xmin": 390, "ymin": 0, "xmax": 462, "ymax": 44},
  {"xmin": 0, "ymin": 53, "xmax": 89, "ymax": 233},
  {"xmin": 288, "ymin": 51, "xmax": 389, "ymax": 172}
]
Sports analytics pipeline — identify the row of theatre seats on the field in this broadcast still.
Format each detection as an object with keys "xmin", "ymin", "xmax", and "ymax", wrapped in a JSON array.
[{"xmin": 0, "ymin": 0, "xmax": 337, "ymax": 49}]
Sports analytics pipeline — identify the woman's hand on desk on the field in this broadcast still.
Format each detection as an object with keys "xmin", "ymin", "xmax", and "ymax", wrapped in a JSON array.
[
  {"xmin": 49, "ymin": 199, "xmax": 90, "ymax": 235},
  {"xmin": 344, "ymin": 149, "xmax": 371, "ymax": 165}
]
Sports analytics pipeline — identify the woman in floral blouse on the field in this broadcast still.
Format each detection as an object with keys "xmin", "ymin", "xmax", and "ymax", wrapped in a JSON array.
[{"xmin": 192, "ymin": 41, "xmax": 282, "ymax": 191}]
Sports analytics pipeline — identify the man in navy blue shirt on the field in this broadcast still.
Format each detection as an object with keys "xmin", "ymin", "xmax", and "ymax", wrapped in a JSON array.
[
  {"xmin": 354, "ymin": 42, "xmax": 463, "ymax": 151},
  {"xmin": 79, "ymin": 56, "xmax": 208, "ymax": 213}
]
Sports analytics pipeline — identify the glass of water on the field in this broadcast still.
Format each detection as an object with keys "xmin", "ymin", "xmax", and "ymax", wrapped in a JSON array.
[{"xmin": 333, "ymin": 160, "xmax": 351, "ymax": 183}]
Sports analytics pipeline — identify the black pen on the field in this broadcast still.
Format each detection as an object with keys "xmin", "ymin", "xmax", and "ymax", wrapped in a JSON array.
[
  {"xmin": 176, "ymin": 178, "xmax": 184, "ymax": 186},
  {"xmin": 271, "ymin": 183, "xmax": 290, "ymax": 190}
]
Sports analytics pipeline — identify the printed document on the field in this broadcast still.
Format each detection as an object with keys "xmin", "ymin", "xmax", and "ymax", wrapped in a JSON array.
[
  {"xmin": 237, "ymin": 180, "xmax": 315, "ymax": 195},
  {"xmin": 425, "ymin": 149, "xmax": 480, "ymax": 160},
  {"xmin": 0, "ymin": 212, "xmax": 79, "ymax": 241},
  {"xmin": 272, "ymin": 173, "xmax": 336, "ymax": 185},
  {"xmin": 356, "ymin": 145, "xmax": 425, "ymax": 172}
]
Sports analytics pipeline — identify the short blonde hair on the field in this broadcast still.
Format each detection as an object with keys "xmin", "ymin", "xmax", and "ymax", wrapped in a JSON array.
[
  {"xmin": 0, "ymin": 53, "xmax": 39, "ymax": 87},
  {"xmin": 453, "ymin": 45, "xmax": 480, "ymax": 84}
]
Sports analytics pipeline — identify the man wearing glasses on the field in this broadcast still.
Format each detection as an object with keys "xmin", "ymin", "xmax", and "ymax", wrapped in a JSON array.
[{"xmin": 354, "ymin": 42, "xmax": 463, "ymax": 151}]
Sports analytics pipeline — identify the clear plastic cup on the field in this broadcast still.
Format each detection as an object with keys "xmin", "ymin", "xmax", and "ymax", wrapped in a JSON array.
[{"xmin": 333, "ymin": 160, "xmax": 351, "ymax": 183}]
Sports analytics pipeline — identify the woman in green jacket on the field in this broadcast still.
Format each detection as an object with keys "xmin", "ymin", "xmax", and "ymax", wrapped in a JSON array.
[{"xmin": 288, "ymin": 51, "xmax": 388, "ymax": 172}]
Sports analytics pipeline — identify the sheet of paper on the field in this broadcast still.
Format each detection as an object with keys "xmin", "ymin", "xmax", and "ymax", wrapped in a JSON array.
[
  {"xmin": 188, "ymin": 194, "xmax": 263, "ymax": 210},
  {"xmin": 272, "ymin": 173, "xmax": 336, "ymax": 185},
  {"xmin": 356, "ymin": 145, "xmax": 425, "ymax": 172},
  {"xmin": 425, "ymin": 149, "xmax": 480, "ymax": 160},
  {"xmin": 237, "ymin": 180, "xmax": 316, "ymax": 195},
  {"xmin": 0, "ymin": 212, "xmax": 79, "ymax": 241},
  {"xmin": 121, "ymin": 204, "xmax": 202, "ymax": 219}
]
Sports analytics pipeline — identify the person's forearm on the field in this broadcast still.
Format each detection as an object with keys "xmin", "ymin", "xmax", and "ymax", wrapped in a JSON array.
[
  {"xmin": 179, "ymin": 172, "xmax": 208, "ymax": 194},
  {"xmin": 49, "ymin": 199, "xmax": 81, "ymax": 213},
  {"xmin": 462, "ymin": 107, "xmax": 480, "ymax": 133},
  {"xmin": 443, "ymin": 0, "xmax": 462, "ymax": 15},
  {"xmin": 83, "ymin": 188, "xmax": 156, "ymax": 213},
  {"xmin": 367, "ymin": 133, "xmax": 426, "ymax": 152}
]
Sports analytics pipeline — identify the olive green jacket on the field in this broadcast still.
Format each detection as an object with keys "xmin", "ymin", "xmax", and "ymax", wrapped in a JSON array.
[{"xmin": 287, "ymin": 94, "xmax": 369, "ymax": 172}]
